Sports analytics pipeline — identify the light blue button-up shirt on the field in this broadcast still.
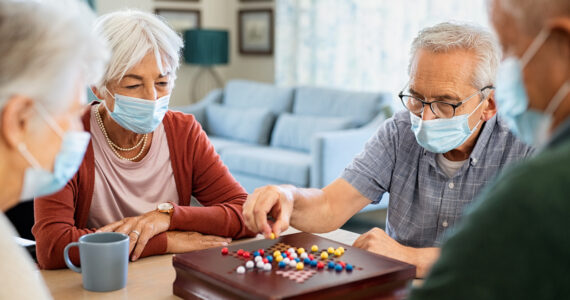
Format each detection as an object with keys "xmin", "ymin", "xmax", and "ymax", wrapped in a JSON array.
[{"xmin": 341, "ymin": 110, "xmax": 534, "ymax": 247}]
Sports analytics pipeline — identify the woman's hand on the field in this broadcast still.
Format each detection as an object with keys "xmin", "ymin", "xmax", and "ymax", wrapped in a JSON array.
[
  {"xmin": 165, "ymin": 231, "xmax": 231, "ymax": 254},
  {"xmin": 97, "ymin": 210, "xmax": 171, "ymax": 261}
]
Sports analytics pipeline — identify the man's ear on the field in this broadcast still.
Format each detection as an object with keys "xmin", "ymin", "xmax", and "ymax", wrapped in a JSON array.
[
  {"xmin": 482, "ymin": 90, "xmax": 497, "ymax": 121},
  {"xmin": 0, "ymin": 96, "xmax": 35, "ymax": 149}
]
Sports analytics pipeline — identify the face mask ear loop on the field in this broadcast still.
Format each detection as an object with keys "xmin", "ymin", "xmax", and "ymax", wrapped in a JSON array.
[
  {"xmin": 520, "ymin": 29, "xmax": 550, "ymax": 68},
  {"xmin": 470, "ymin": 117, "xmax": 483, "ymax": 133},
  {"xmin": 460, "ymin": 96, "xmax": 486, "ymax": 132},
  {"xmin": 34, "ymin": 102, "xmax": 65, "ymax": 139},
  {"xmin": 17, "ymin": 143, "xmax": 43, "ymax": 170},
  {"xmin": 470, "ymin": 97, "xmax": 486, "ymax": 116},
  {"xmin": 102, "ymin": 88, "xmax": 116, "ymax": 111},
  {"xmin": 105, "ymin": 88, "xmax": 114, "ymax": 100},
  {"xmin": 545, "ymin": 81, "xmax": 570, "ymax": 115}
]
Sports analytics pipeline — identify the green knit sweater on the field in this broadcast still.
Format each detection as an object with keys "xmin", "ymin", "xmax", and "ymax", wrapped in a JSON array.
[{"xmin": 410, "ymin": 120, "xmax": 570, "ymax": 300}]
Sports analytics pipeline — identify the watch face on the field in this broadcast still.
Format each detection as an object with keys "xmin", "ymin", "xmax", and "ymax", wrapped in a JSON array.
[{"xmin": 158, "ymin": 203, "xmax": 173, "ymax": 211}]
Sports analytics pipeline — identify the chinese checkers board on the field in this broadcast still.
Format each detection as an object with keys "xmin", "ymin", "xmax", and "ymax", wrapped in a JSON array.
[{"xmin": 172, "ymin": 232, "xmax": 416, "ymax": 299}]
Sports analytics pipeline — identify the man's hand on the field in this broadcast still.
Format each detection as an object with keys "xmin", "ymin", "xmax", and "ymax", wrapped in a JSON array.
[
  {"xmin": 97, "ymin": 210, "xmax": 171, "ymax": 261},
  {"xmin": 353, "ymin": 227, "xmax": 439, "ymax": 278},
  {"xmin": 242, "ymin": 185, "xmax": 295, "ymax": 238},
  {"xmin": 353, "ymin": 227, "xmax": 414, "ymax": 263},
  {"xmin": 165, "ymin": 231, "xmax": 231, "ymax": 253}
]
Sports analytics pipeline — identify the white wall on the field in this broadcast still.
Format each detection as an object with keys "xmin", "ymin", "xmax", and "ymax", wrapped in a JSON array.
[{"xmin": 95, "ymin": 0, "xmax": 275, "ymax": 106}]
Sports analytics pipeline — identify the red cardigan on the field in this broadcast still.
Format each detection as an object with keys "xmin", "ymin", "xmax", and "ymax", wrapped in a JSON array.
[{"xmin": 33, "ymin": 104, "xmax": 254, "ymax": 269}]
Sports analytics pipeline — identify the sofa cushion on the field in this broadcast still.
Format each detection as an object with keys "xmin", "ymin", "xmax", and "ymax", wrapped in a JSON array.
[
  {"xmin": 270, "ymin": 114, "xmax": 355, "ymax": 152},
  {"xmin": 221, "ymin": 146, "xmax": 311, "ymax": 187},
  {"xmin": 224, "ymin": 80, "xmax": 294, "ymax": 114},
  {"xmin": 207, "ymin": 137, "xmax": 253, "ymax": 153},
  {"xmin": 206, "ymin": 104, "xmax": 275, "ymax": 144},
  {"xmin": 294, "ymin": 86, "xmax": 385, "ymax": 126}
]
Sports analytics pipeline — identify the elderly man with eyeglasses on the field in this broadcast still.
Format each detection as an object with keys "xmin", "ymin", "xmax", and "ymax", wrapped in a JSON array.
[{"xmin": 242, "ymin": 22, "xmax": 533, "ymax": 278}]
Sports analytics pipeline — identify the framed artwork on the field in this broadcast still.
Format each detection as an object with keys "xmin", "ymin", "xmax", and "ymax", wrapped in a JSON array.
[
  {"xmin": 155, "ymin": 9, "xmax": 201, "ymax": 33},
  {"xmin": 238, "ymin": 9, "xmax": 274, "ymax": 55}
]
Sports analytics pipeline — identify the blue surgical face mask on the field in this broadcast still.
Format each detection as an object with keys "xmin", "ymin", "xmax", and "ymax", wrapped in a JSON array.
[
  {"xmin": 18, "ymin": 104, "xmax": 91, "ymax": 200},
  {"xmin": 410, "ymin": 100, "xmax": 484, "ymax": 153},
  {"xmin": 496, "ymin": 29, "xmax": 570, "ymax": 148},
  {"xmin": 105, "ymin": 93, "xmax": 170, "ymax": 134}
]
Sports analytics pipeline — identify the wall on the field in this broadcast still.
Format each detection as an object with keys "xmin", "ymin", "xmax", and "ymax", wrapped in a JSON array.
[{"xmin": 95, "ymin": 0, "xmax": 275, "ymax": 106}]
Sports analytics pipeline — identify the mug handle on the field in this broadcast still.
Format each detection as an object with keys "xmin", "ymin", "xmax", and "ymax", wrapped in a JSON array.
[{"xmin": 64, "ymin": 242, "xmax": 82, "ymax": 273}]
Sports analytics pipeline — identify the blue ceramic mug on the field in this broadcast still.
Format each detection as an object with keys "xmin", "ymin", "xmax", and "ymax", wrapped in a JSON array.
[{"xmin": 64, "ymin": 232, "xmax": 129, "ymax": 292}]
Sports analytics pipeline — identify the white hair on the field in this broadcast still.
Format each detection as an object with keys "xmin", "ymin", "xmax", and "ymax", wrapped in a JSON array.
[
  {"xmin": 94, "ymin": 10, "xmax": 183, "ymax": 95},
  {"xmin": 408, "ymin": 22, "xmax": 501, "ymax": 98},
  {"xmin": 497, "ymin": 0, "xmax": 570, "ymax": 33},
  {"xmin": 0, "ymin": 0, "xmax": 109, "ymax": 113}
]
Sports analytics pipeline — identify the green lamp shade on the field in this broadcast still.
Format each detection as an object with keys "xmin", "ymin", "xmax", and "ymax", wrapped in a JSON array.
[{"xmin": 184, "ymin": 29, "xmax": 229, "ymax": 65}]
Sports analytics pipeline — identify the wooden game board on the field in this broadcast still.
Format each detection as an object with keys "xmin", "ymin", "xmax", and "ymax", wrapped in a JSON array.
[{"xmin": 172, "ymin": 232, "xmax": 416, "ymax": 299}]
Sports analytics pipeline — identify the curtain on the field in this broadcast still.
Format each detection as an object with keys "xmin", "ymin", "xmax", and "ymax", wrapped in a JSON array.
[{"xmin": 275, "ymin": 0, "xmax": 490, "ymax": 102}]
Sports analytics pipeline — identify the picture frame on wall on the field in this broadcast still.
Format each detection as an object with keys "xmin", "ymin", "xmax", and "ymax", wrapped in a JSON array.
[
  {"xmin": 155, "ymin": 8, "xmax": 201, "ymax": 34},
  {"xmin": 238, "ymin": 9, "xmax": 274, "ymax": 55}
]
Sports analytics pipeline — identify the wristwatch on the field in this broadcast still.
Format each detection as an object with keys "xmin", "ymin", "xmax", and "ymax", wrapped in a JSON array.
[{"xmin": 157, "ymin": 202, "xmax": 174, "ymax": 215}]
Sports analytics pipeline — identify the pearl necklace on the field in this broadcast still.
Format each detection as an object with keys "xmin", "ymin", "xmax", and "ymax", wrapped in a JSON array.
[{"xmin": 95, "ymin": 104, "xmax": 148, "ymax": 161}]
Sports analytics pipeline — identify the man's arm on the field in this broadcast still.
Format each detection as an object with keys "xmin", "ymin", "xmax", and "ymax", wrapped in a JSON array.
[
  {"xmin": 243, "ymin": 178, "xmax": 370, "ymax": 237},
  {"xmin": 243, "ymin": 180, "xmax": 439, "ymax": 278},
  {"xmin": 290, "ymin": 178, "xmax": 372, "ymax": 232},
  {"xmin": 244, "ymin": 115, "xmax": 400, "ymax": 237}
]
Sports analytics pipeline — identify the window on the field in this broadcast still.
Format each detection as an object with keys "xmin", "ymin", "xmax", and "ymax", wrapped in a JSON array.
[{"xmin": 275, "ymin": 0, "xmax": 490, "ymax": 105}]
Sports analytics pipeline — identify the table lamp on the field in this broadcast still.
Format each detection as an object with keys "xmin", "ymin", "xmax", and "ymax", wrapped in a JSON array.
[{"xmin": 184, "ymin": 29, "xmax": 229, "ymax": 102}]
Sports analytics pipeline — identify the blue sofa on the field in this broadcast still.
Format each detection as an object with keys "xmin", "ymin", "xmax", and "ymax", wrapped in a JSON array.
[{"xmin": 175, "ymin": 80, "xmax": 393, "ymax": 210}]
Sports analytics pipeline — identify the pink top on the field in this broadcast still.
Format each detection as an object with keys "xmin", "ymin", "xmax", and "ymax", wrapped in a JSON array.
[{"xmin": 87, "ymin": 105, "xmax": 179, "ymax": 228}]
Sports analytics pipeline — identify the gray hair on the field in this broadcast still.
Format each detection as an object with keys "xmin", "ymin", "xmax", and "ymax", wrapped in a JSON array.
[
  {"xmin": 94, "ymin": 10, "xmax": 183, "ymax": 95},
  {"xmin": 0, "ymin": 0, "xmax": 109, "ymax": 113},
  {"xmin": 408, "ymin": 22, "xmax": 501, "ymax": 98},
  {"xmin": 497, "ymin": 0, "xmax": 570, "ymax": 33}
]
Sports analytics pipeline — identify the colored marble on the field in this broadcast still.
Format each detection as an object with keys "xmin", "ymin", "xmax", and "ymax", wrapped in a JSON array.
[{"xmin": 245, "ymin": 261, "xmax": 254, "ymax": 269}]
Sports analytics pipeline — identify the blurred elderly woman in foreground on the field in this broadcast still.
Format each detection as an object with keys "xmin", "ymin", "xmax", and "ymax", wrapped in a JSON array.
[
  {"xmin": 33, "ymin": 10, "xmax": 254, "ymax": 269},
  {"xmin": 0, "ymin": 0, "xmax": 108, "ymax": 298}
]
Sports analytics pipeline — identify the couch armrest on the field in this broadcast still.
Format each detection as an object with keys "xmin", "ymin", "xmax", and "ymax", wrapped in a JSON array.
[
  {"xmin": 310, "ymin": 112, "xmax": 388, "ymax": 189},
  {"xmin": 171, "ymin": 88, "xmax": 223, "ymax": 127}
]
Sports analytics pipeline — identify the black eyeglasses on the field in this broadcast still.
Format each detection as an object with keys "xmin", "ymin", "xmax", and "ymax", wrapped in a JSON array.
[{"xmin": 398, "ymin": 85, "xmax": 494, "ymax": 119}]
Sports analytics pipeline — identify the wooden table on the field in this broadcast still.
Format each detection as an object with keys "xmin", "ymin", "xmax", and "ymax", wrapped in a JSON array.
[{"xmin": 40, "ymin": 228, "xmax": 361, "ymax": 300}]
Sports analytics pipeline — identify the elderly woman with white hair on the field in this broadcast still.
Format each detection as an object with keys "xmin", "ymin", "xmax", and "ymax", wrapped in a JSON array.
[
  {"xmin": 0, "ymin": 0, "xmax": 108, "ymax": 298},
  {"xmin": 33, "ymin": 10, "xmax": 254, "ymax": 270}
]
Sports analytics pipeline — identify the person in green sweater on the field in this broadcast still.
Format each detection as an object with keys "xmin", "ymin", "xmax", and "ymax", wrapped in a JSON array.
[{"xmin": 410, "ymin": 0, "xmax": 570, "ymax": 299}]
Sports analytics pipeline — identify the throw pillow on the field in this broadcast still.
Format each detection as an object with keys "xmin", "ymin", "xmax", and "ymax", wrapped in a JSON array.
[
  {"xmin": 206, "ymin": 104, "xmax": 275, "ymax": 145},
  {"xmin": 271, "ymin": 114, "xmax": 355, "ymax": 152}
]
